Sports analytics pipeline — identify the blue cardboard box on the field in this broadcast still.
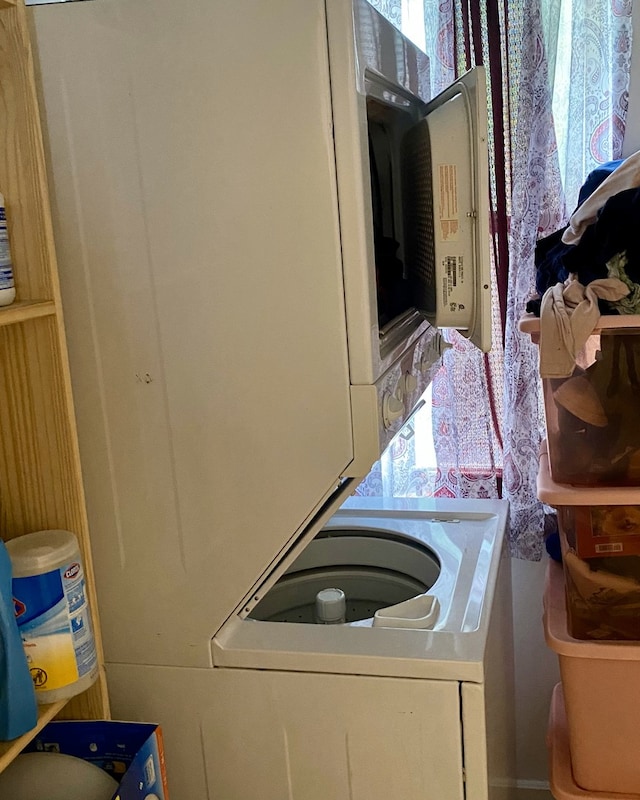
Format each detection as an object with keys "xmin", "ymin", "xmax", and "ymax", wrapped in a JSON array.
[{"xmin": 24, "ymin": 720, "xmax": 169, "ymax": 799}]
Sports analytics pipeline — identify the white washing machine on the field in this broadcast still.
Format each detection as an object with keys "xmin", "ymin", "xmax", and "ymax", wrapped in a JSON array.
[
  {"xmin": 105, "ymin": 495, "xmax": 515, "ymax": 800},
  {"xmin": 28, "ymin": 5, "xmax": 513, "ymax": 795}
]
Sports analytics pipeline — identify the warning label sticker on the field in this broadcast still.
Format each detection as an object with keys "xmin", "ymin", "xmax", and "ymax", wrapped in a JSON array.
[{"xmin": 438, "ymin": 164, "xmax": 459, "ymax": 242}]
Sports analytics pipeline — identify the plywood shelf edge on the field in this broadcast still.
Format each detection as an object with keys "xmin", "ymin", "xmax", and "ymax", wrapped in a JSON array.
[
  {"xmin": 0, "ymin": 299, "xmax": 56, "ymax": 326},
  {"xmin": 0, "ymin": 699, "xmax": 68, "ymax": 772}
]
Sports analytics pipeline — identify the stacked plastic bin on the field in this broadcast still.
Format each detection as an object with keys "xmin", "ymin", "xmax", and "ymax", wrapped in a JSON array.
[{"xmin": 521, "ymin": 314, "xmax": 640, "ymax": 799}]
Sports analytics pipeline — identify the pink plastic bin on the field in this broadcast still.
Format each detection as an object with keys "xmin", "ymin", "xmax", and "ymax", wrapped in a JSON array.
[
  {"xmin": 547, "ymin": 682, "xmax": 640, "ymax": 800},
  {"xmin": 520, "ymin": 313, "xmax": 640, "ymax": 486},
  {"xmin": 544, "ymin": 560, "xmax": 640, "ymax": 794},
  {"xmin": 539, "ymin": 444, "xmax": 640, "ymax": 641}
]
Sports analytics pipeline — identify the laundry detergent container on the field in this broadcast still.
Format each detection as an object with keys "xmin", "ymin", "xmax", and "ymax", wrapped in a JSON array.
[
  {"xmin": 520, "ymin": 314, "xmax": 640, "ymax": 486},
  {"xmin": 538, "ymin": 442, "xmax": 640, "ymax": 641},
  {"xmin": 544, "ymin": 560, "xmax": 640, "ymax": 794}
]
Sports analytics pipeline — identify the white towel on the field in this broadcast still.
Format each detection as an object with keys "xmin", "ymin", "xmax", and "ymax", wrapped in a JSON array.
[{"xmin": 539, "ymin": 276, "xmax": 629, "ymax": 378}]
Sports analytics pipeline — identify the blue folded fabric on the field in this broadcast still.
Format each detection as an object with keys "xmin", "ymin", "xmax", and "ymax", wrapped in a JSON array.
[{"xmin": 577, "ymin": 159, "xmax": 624, "ymax": 205}]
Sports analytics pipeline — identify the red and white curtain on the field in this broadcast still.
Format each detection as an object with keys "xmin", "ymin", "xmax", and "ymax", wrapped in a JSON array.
[{"xmin": 356, "ymin": 0, "xmax": 633, "ymax": 559}]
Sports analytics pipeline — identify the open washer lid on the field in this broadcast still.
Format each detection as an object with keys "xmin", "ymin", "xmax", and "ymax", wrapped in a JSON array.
[
  {"xmin": 227, "ymin": 477, "xmax": 361, "ymax": 626},
  {"xmin": 214, "ymin": 497, "xmax": 510, "ymax": 681}
]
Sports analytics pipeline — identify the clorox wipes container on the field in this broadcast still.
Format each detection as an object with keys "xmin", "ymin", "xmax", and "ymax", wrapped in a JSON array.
[{"xmin": 7, "ymin": 530, "xmax": 98, "ymax": 703}]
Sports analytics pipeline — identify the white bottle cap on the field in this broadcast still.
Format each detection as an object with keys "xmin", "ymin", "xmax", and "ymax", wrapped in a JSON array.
[{"xmin": 315, "ymin": 587, "xmax": 346, "ymax": 624}]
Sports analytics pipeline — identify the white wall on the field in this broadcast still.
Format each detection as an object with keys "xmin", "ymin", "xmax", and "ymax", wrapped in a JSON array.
[{"xmin": 511, "ymin": 557, "xmax": 559, "ymax": 796}]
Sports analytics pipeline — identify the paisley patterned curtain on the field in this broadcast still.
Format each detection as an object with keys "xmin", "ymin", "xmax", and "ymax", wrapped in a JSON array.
[
  {"xmin": 503, "ymin": 0, "xmax": 632, "ymax": 558},
  {"xmin": 356, "ymin": 0, "xmax": 633, "ymax": 559},
  {"xmin": 542, "ymin": 0, "xmax": 633, "ymax": 211}
]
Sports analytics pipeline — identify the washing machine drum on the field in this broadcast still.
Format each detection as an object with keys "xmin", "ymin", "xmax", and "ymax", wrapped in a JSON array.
[{"xmin": 250, "ymin": 530, "xmax": 441, "ymax": 626}]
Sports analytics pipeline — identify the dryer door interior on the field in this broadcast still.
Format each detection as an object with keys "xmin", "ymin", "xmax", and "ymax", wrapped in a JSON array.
[{"xmin": 403, "ymin": 66, "xmax": 492, "ymax": 352}]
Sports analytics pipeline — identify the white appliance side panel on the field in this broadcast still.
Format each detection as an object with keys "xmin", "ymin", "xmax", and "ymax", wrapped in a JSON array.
[
  {"xmin": 31, "ymin": 0, "xmax": 353, "ymax": 668},
  {"xmin": 462, "ymin": 547, "xmax": 517, "ymax": 800},
  {"xmin": 107, "ymin": 662, "xmax": 465, "ymax": 800}
]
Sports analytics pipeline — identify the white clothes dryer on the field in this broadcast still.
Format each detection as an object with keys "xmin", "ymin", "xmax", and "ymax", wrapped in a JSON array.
[{"xmin": 106, "ymin": 496, "xmax": 515, "ymax": 800}]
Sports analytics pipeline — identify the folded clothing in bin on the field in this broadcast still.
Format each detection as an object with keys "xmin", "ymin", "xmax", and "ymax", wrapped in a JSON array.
[
  {"xmin": 544, "ymin": 560, "xmax": 640, "ymax": 794},
  {"xmin": 539, "ymin": 446, "xmax": 640, "ymax": 640},
  {"xmin": 520, "ymin": 315, "xmax": 640, "ymax": 486},
  {"xmin": 561, "ymin": 549, "xmax": 640, "ymax": 640}
]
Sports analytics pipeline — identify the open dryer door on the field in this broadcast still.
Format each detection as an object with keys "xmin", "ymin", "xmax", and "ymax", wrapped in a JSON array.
[{"xmin": 402, "ymin": 66, "xmax": 492, "ymax": 353}]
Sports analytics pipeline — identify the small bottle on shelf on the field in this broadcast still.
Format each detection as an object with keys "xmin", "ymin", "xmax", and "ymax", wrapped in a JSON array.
[{"xmin": 0, "ymin": 192, "xmax": 16, "ymax": 307}]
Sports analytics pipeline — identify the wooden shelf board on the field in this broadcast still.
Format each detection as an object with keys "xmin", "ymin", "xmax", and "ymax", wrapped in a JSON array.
[
  {"xmin": 0, "ymin": 699, "xmax": 68, "ymax": 773},
  {"xmin": 0, "ymin": 300, "xmax": 56, "ymax": 326}
]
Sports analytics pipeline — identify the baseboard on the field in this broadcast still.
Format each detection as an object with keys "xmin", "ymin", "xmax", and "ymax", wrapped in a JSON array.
[{"xmin": 513, "ymin": 780, "xmax": 553, "ymax": 800}]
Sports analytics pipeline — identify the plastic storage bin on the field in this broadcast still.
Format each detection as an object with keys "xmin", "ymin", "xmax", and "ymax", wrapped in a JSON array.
[
  {"xmin": 538, "ymin": 443, "xmax": 640, "ymax": 641},
  {"xmin": 557, "ymin": 503, "xmax": 640, "ymax": 559},
  {"xmin": 544, "ymin": 560, "xmax": 640, "ymax": 794},
  {"xmin": 520, "ymin": 314, "xmax": 640, "ymax": 486},
  {"xmin": 547, "ymin": 682, "xmax": 640, "ymax": 800}
]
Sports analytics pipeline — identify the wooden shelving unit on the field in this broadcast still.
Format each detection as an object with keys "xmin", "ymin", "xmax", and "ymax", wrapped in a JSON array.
[
  {"xmin": 0, "ymin": 299, "xmax": 56, "ymax": 326},
  {"xmin": 0, "ymin": 0, "xmax": 109, "ymax": 771},
  {"xmin": 0, "ymin": 700, "xmax": 66, "ymax": 772}
]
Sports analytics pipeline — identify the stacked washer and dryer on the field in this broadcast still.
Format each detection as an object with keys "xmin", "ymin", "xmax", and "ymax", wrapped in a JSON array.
[{"xmin": 29, "ymin": 0, "xmax": 516, "ymax": 797}]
